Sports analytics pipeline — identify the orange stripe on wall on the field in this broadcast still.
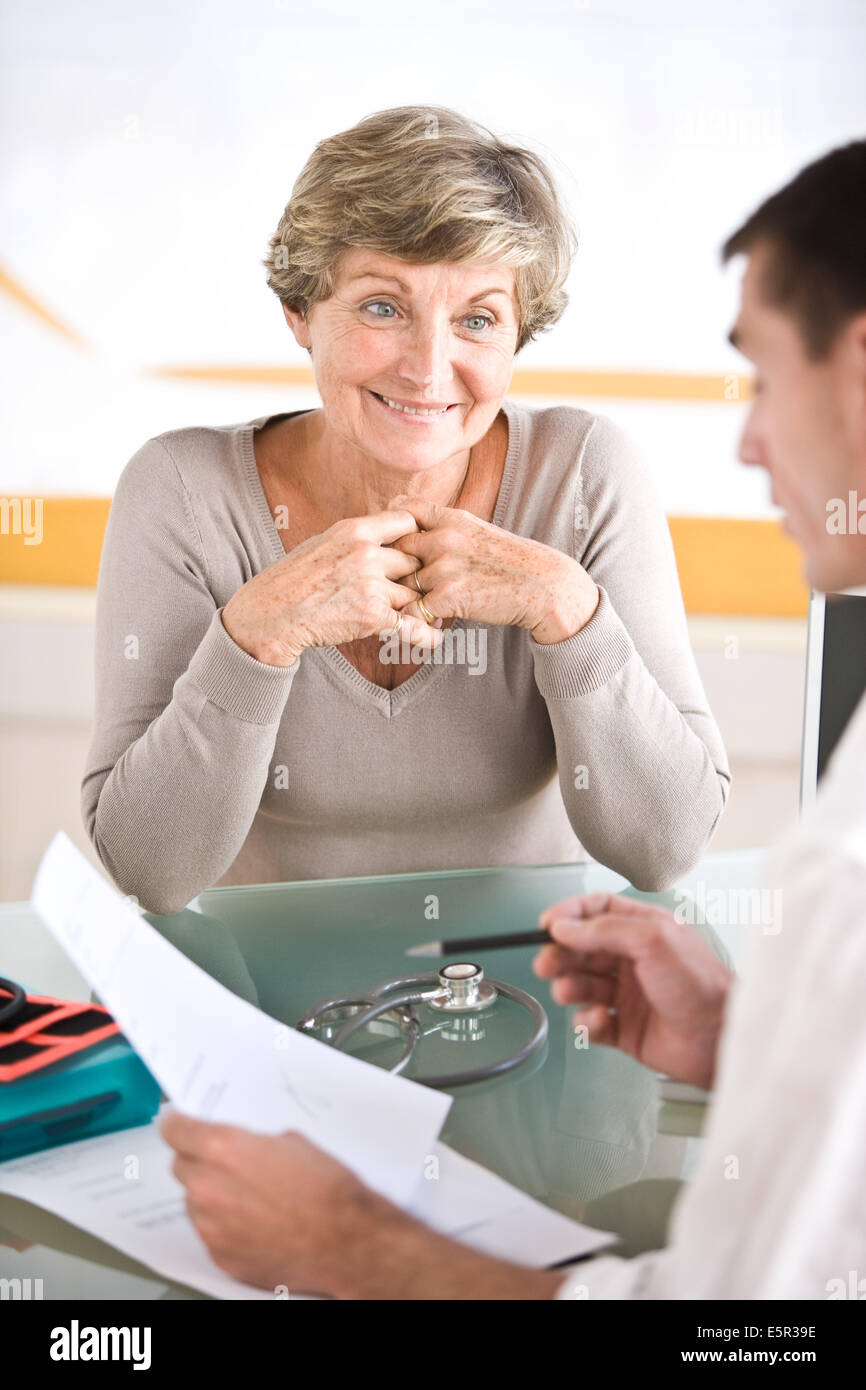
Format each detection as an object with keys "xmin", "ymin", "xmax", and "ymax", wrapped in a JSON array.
[
  {"xmin": 1, "ymin": 499, "xmax": 807, "ymax": 615},
  {"xmin": 667, "ymin": 517, "xmax": 808, "ymax": 617},
  {"xmin": 145, "ymin": 363, "xmax": 754, "ymax": 403},
  {"xmin": 0, "ymin": 498, "xmax": 111, "ymax": 587},
  {"xmin": 2, "ymin": 257, "xmax": 752, "ymax": 404},
  {"xmin": 0, "ymin": 266, "xmax": 89, "ymax": 347}
]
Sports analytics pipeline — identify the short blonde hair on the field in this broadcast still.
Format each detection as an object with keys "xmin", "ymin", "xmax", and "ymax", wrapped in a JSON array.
[{"xmin": 263, "ymin": 105, "xmax": 578, "ymax": 354}]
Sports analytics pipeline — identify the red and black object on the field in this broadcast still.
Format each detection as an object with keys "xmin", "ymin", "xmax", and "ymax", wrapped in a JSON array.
[{"xmin": 0, "ymin": 979, "xmax": 120, "ymax": 1083}]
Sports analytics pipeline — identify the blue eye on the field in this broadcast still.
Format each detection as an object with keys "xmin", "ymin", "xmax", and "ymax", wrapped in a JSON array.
[
  {"xmin": 364, "ymin": 301, "xmax": 397, "ymax": 318},
  {"xmin": 362, "ymin": 302, "xmax": 495, "ymax": 332}
]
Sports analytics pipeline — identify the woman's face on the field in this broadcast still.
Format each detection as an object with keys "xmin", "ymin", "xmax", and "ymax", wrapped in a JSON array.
[{"xmin": 283, "ymin": 246, "xmax": 520, "ymax": 472}]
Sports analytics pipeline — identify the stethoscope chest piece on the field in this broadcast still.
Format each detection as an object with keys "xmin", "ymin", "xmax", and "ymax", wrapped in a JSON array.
[{"xmin": 427, "ymin": 962, "xmax": 497, "ymax": 1013}]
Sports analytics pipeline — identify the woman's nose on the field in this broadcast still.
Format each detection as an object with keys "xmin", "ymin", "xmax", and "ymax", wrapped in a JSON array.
[{"xmin": 393, "ymin": 318, "xmax": 456, "ymax": 395}]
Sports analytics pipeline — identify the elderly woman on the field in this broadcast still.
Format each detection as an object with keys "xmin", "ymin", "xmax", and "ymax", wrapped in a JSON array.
[{"xmin": 82, "ymin": 104, "xmax": 730, "ymax": 917}]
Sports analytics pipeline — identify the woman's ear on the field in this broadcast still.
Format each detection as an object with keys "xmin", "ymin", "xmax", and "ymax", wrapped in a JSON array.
[{"xmin": 282, "ymin": 302, "xmax": 312, "ymax": 354}]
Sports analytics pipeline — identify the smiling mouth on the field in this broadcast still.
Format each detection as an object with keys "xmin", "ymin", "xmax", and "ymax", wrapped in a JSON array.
[{"xmin": 368, "ymin": 390, "xmax": 457, "ymax": 418}]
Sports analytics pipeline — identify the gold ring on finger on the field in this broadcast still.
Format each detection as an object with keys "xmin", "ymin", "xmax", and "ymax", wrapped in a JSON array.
[
  {"xmin": 417, "ymin": 597, "xmax": 436, "ymax": 624},
  {"xmin": 413, "ymin": 571, "xmax": 424, "ymax": 594},
  {"xmin": 391, "ymin": 611, "xmax": 404, "ymax": 633}
]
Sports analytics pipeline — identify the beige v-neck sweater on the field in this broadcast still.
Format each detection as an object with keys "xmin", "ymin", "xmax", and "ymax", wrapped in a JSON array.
[{"xmin": 82, "ymin": 398, "xmax": 731, "ymax": 915}]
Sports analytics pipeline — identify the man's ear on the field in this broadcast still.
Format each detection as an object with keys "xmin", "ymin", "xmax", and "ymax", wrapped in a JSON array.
[
  {"xmin": 842, "ymin": 309, "xmax": 866, "ymax": 430},
  {"xmin": 853, "ymin": 310, "xmax": 866, "ymax": 379},
  {"xmin": 839, "ymin": 311, "xmax": 866, "ymax": 497},
  {"xmin": 856, "ymin": 312, "xmax": 866, "ymax": 484}
]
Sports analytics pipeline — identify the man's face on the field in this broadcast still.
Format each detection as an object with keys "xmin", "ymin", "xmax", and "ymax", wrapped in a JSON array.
[{"xmin": 729, "ymin": 241, "xmax": 866, "ymax": 593}]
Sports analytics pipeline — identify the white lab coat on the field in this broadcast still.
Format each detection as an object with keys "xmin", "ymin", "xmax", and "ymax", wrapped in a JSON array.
[{"xmin": 556, "ymin": 690, "xmax": 866, "ymax": 1299}]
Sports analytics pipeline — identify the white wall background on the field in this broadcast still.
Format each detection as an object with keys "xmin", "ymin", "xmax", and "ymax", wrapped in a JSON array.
[
  {"xmin": 2, "ymin": 0, "xmax": 864, "ymax": 508},
  {"xmin": 0, "ymin": 0, "xmax": 859, "ymax": 899}
]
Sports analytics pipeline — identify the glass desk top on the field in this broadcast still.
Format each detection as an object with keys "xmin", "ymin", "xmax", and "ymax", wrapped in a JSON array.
[{"xmin": 0, "ymin": 850, "xmax": 765, "ymax": 1299}]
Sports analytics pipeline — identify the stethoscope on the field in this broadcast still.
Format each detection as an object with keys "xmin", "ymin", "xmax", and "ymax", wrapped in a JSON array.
[
  {"xmin": 296, "ymin": 961, "xmax": 548, "ymax": 1090},
  {"xmin": 1, "ymin": 964, "xmax": 547, "ymax": 1091}
]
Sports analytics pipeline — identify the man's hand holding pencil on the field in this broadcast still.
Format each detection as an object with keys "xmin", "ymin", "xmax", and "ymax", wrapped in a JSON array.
[{"xmin": 532, "ymin": 892, "xmax": 733, "ymax": 1091}]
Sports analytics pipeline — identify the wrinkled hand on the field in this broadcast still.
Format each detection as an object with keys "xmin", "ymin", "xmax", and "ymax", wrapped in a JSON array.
[
  {"xmin": 222, "ymin": 509, "xmax": 443, "ymax": 667},
  {"xmin": 532, "ymin": 892, "xmax": 733, "ymax": 1089},
  {"xmin": 387, "ymin": 496, "xmax": 600, "ymax": 643},
  {"xmin": 161, "ymin": 1110, "xmax": 388, "ymax": 1296}
]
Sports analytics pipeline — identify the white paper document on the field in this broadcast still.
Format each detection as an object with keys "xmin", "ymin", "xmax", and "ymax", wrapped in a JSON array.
[
  {"xmin": 5, "ymin": 831, "xmax": 615, "ymax": 1297},
  {"xmin": 412, "ymin": 1141, "xmax": 616, "ymax": 1265},
  {"xmin": 0, "ymin": 1113, "xmax": 615, "ymax": 1299},
  {"xmin": 0, "ymin": 1118, "xmax": 270, "ymax": 1300},
  {"xmin": 30, "ymin": 832, "xmax": 450, "ymax": 1208}
]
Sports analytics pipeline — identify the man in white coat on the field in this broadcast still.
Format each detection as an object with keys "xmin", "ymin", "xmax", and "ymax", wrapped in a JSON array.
[{"xmin": 162, "ymin": 139, "xmax": 866, "ymax": 1300}]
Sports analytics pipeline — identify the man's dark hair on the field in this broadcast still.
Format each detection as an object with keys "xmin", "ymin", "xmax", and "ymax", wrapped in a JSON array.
[{"xmin": 722, "ymin": 140, "xmax": 866, "ymax": 358}]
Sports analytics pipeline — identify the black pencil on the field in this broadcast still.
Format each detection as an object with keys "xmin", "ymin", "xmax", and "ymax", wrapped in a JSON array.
[{"xmin": 406, "ymin": 928, "xmax": 550, "ymax": 958}]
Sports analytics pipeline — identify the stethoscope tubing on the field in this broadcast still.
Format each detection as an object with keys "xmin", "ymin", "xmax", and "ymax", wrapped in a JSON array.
[
  {"xmin": 298, "ymin": 974, "xmax": 549, "ymax": 1090},
  {"xmin": 416, "ymin": 981, "xmax": 548, "ymax": 1090}
]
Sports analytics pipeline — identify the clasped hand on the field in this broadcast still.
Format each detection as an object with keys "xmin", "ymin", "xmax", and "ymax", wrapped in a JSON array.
[
  {"xmin": 221, "ymin": 496, "xmax": 600, "ymax": 668},
  {"xmin": 386, "ymin": 496, "xmax": 600, "ymax": 644}
]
